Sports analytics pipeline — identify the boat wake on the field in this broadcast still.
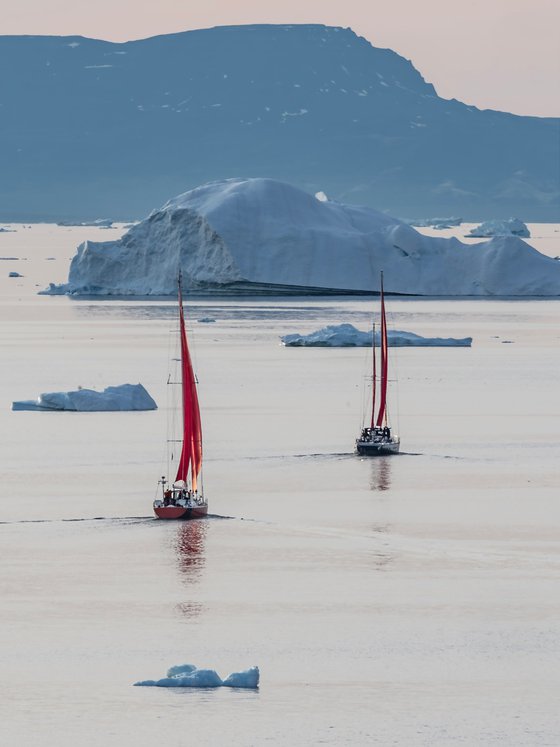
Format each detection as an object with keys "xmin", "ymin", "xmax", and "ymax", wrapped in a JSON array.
[{"xmin": 0, "ymin": 514, "xmax": 237, "ymax": 527}]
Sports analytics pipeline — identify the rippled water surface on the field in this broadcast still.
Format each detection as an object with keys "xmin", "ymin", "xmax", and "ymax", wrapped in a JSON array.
[{"xmin": 1, "ymin": 224, "xmax": 559, "ymax": 745}]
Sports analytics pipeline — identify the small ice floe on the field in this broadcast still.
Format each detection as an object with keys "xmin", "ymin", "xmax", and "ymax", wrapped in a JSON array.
[
  {"xmin": 407, "ymin": 217, "xmax": 462, "ymax": 228},
  {"xmin": 0, "ymin": 227, "xmax": 17, "ymax": 232},
  {"xmin": 197, "ymin": 317, "xmax": 216, "ymax": 323},
  {"xmin": 12, "ymin": 383, "xmax": 157, "ymax": 412},
  {"xmin": 8, "ymin": 271, "xmax": 23, "ymax": 278},
  {"xmin": 134, "ymin": 664, "xmax": 259, "ymax": 689},
  {"xmin": 281, "ymin": 323, "xmax": 472, "ymax": 347},
  {"xmin": 468, "ymin": 218, "xmax": 530, "ymax": 238},
  {"xmin": 57, "ymin": 218, "xmax": 113, "ymax": 228},
  {"xmin": 39, "ymin": 283, "xmax": 67, "ymax": 295}
]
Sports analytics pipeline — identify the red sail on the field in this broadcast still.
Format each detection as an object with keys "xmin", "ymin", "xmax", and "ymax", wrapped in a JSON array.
[
  {"xmin": 370, "ymin": 321, "xmax": 377, "ymax": 429},
  {"xmin": 375, "ymin": 274, "xmax": 388, "ymax": 427},
  {"xmin": 175, "ymin": 280, "xmax": 203, "ymax": 491}
]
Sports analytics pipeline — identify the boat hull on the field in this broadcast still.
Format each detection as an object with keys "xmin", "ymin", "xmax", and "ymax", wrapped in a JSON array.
[
  {"xmin": 154, "ymin": 504, "xmax": 208, "ymax": 520},
  {"xmin": 356, "ymin": 440, "xmax": 400, "ymax": 456}
]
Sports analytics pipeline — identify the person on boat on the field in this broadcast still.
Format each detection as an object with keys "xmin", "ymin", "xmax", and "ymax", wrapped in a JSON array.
[{"xmin": 164, "ymin": 489, "xmax": 172, "ymax": 506}]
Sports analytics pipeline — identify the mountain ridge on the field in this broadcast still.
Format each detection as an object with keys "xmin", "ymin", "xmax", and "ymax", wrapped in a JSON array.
[{"xmin": 0, "ymin": 24, "xmax": 558, "ymax": 221}]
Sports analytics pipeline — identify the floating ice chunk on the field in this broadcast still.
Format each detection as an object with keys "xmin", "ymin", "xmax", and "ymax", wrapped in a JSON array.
[
  {"xmin": 222, "ymin": 667, "xmax": 260, "ymax": 689},
  {"xmin": 134, "ymin": 664, "xmax": 259, "ymax": 689},
  {"xmin": 468, "ymin": 218, "xmax": 530, "ymax": 238},
  {"xmin": 39, "ymin": 282, "xmax": 68, "ymax": 295},
  {"xmin": 315, "ymin": 191, "xmax": 328, "ymax": 202},
  {"xmin": 42, "ymin": 178, "xmax": 560, "ymax": 297},
  {"xmin": 166, "ymin": 663, "xmax": 197, "ymax": 677},
  {"xmin": 8, "ymin": 271, "xmax": 23, "ymax": 277},
  {"xmin": 134, "ymin": 670, "xmax": 223, "ymax": 688},
  {"xmin": 12, "ymin": 383, "xmax": 157, "ymax": 411},
  {"xmin": 407, "ymin": 217, "xmax": 462, "ymax": 227},
  {"xmin": 197, "ymin": 317, "xmax": 216, "ymax": 323},
  {"xmin": 57, "ymin": 218, "xmax": 113, "ymax": 227},
  {"xmin": 281, "ymin": 323, "xmax": 472, "ymax": 347}
]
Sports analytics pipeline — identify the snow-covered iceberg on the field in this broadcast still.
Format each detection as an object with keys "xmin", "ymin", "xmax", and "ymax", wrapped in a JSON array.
[
  {"xmin": 43, "ymin": 178, "xmax": 560, "ymax": 297},
  {"xmin": 134, "ymin": 664, "xmax": 259, "ymax": 689},
  {"xmin": 467, "ymin": 218, "xmax": 530, "ymax": 238},
  {"xmin": 281, "ymin": 323, "xmax": 472, "ymax": 347},
  {"xmin": 12, "ymin": 383, "xmax": 157, "ymax": 412}
]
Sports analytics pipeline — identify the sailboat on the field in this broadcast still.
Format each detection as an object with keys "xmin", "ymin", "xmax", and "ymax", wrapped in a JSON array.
[
  {"xmin": 356, "ymin": 272, "xmax": 400, "ymax": 456},
  {"xmin": 153, "ymin": 276, "xmax": 208, "ymax": 519}
]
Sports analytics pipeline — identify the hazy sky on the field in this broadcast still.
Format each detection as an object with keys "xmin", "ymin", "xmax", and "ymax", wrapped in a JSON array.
[{"xmin": 4, "ymin": 0, "xmax": 559, "ymax": 117}]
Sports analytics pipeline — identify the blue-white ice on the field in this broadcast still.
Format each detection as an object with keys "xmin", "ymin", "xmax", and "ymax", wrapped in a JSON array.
[
  {"xmin": 56, "ymin": 218, "xmax": 113, "ymax": 228},
  {"xmin": 12, "ymin": 383, "xmax": 157, "ymax": 412},
  {"xmin": 134, "ymin": 664, "xmax": 259, "ymax": 689},
  {"xmin": 281, "ymin": 324, "xmax": 472, "ymax": 347},
  {"xmin": 468, "ymin": 218, "xmax": 530, "ymax": 238},
  {"xmin": 407, "ymin": 217, "xmax": 462, "ymax": 228},
  {"xmin": 42, "ymin": 179, "xmax": 560, "ymax": 297}
]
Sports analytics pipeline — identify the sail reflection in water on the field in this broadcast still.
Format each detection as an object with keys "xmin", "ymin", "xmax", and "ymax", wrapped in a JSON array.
[
  {"xmin": 369, "ymin": 457, "xmax": 392, "ymax": 492},
  {"xmin": 172, "ymin": 521, "xmax": 207, "ymax": 618},
  {"xmin": 173, "ymin": 520, "xmax": 207, "ymax": 583}
]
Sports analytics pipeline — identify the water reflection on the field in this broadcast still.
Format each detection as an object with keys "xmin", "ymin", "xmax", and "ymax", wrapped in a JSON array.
[
  {"xmin": 71, "ymin": 300, "xmax": 384, "ymax": 323},
  {"xmin": 368, "ymin": 457, "xmax": 392, "ymax": 492},
  {"xmin": 173, "ymin": 520, "xmax": 207, "ymax": 583},
  {"xmin": 172, "ymin": 520, "xmax": 208, "ymax": 620}
]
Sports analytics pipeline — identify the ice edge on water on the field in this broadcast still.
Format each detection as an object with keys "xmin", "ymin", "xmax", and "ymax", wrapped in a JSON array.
[{"xmin": 134, "ymin": 664, "xmax": 260, "ymax": 689}]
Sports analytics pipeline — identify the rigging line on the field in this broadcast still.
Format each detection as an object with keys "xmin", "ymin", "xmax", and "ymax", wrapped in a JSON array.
[
  {"xmin": 359, "ymin": 328, "xmax": 370, "ymax": 429},
  {"xmin": 385, "ymin": 302, "xmax": 401, "ymax": 433}
]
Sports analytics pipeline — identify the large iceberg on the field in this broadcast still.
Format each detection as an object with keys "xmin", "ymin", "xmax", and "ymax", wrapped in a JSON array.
[
  {"xmin": 467, "ymin": 218, "xmax": 530, "ymax": 238},
  {"xmin": 43, "ymin": 179, "xmax": 560, "ymax": 297},
  {"xmin": 281, "ymin": 324, "xmax": 472, "ymax": 347},
  {"xmin": 134, "ymin": 663, "xmax": 259, "ymax": 689},
  {"xmin": 12, "ymin": 383, "xmax": 157, "ymax": 412}
]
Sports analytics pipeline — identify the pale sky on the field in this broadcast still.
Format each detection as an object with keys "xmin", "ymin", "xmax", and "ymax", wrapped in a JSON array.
[{"xmin": 4, "ymin": 0, "xmax": 559, "ymax": 117}]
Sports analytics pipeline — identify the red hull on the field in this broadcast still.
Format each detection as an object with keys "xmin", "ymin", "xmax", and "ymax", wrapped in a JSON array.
[{"xmin": 154, "ymin": 504, "xmax": 208, "ymax": 520}]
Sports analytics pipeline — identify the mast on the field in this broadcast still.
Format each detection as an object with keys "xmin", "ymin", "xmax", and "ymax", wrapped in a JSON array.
[
  {"xmin": 175, "ymin": 275, "xmax": 203, "ymax": 492},
  {"xmin": 370, "ymin": 322, "xmax": 376, "ymax": 429},
  {"xmin": 375, "ymin": 272, "xmax": 388, "ymax": 427}
]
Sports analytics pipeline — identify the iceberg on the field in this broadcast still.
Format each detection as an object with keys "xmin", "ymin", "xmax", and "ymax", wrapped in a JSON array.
[
  {"xmin": 42, "ymin": 178, "xmax": 560, "ymax": 297},
  {"xmin": 12, "ymin": 383, "xmax": 157, "ymax": 412},
  {"xmin": 281, "ymin": 323, "xmax": 472, "ymax": 347},
  {"xmin": 134, "ymin": 664, "xmax": 259, "ymax": 689},
  {"xmin": 8, "ymin": 271, "xmax": 23, "ymax": 278},
  {"xmin": 407, "ymin": 217, "xmax": 462, "ymax": 228},
  {"xmin": 57, "ymin": 218, "xmax": 114, "ymax": 228},
  {"xmin": 468, "ymin": 218, "xmax": 530, "ymax": 238}
]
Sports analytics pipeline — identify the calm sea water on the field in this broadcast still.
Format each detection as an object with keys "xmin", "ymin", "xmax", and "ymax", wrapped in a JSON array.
[{"xmin": 1, "ymin": 224, "xmax": 559, "ymax": 745}]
